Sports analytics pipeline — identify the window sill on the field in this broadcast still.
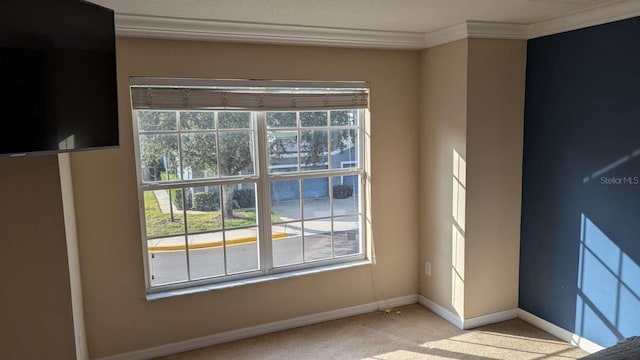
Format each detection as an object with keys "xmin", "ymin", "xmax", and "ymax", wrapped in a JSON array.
[{"xmin": 146, "ymin": 260, "xmax": 372, "ymax": 301}]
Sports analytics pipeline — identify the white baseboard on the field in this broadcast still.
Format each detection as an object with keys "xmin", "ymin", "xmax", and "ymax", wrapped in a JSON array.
[
  {"xmin": 417, "ymin": 295, "xmax": 603, "ymax": 353},
  {"xmin": 95, "ymin": 294, "xmax": 418, "ymax": 360},
  {"xmin": 517, "ymin": 309, "xmax": 604, "ymax": 354},
  {"xmin": 95, "ymin": 294, "xmax": 605, "ymax": 360},
  {"xmin": 417, "ymin": 295, "xmax": 464, "ymax": 329},
  {"xmin": 463, "ymin": 308, "xmax": 519, "ymax": 330},
  {"xmin": 417, "ymin": 295, "xmax": 518, "ymax": 330}
]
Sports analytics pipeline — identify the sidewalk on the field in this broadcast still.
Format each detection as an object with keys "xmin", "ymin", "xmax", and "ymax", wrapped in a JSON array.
[
  {"xmin": 147, "ymin": 194, "xmax": 360, "ymax": 252},
  {"xmin": 153, "ymin": 189, "xmax": 176, "ymax": 214}
]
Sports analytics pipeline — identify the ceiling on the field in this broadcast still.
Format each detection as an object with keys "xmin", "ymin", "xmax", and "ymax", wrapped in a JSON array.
[{"xmin": 88, "ymin": 0, "xmax": 640, "ymax": 48}]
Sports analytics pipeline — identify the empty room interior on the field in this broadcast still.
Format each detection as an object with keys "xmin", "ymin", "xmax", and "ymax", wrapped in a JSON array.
[{"xmin": 1, "ymin": 1, "xmax": 639, "ymax": 359}]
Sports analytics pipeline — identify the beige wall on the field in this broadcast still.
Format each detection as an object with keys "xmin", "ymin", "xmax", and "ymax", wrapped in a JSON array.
[
  {"xmin": 71, "ymin": 38, "xmax": 420, "ymax": 358},
  {"xmin": 0, "ymin": 35, "xmax": 525, "ymax": 360},
  {"xmin": 465, "ymin": 39, "xmax": 526, "ymax": 318},
  {"xmin": 0, "ymin": 156, "xmax": 76, "ymax": 360},
  {"xmin": 418, "ymin": 39, "xmax": 469, "ymax": 316},
  {"xmin": 418, "ymin": 39, "xmax": 526, "ymax": 320}
]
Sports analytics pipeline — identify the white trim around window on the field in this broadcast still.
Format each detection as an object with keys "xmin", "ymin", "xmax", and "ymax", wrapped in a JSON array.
[{"xmin": 130, "ymin": 79, "xmax": 369, "ymax": 295}]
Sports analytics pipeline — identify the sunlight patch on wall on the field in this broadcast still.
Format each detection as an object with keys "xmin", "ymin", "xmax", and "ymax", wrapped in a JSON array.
[
  {"xmin": 576, "ymin": 214, "xmax": 640, "ymax": 346},
  {"xmin": 452, "ymin": 149, "xmax": 466, "ymax": 231},
  {"xmin": 452, "ymin": 224, "xmax": 465, "ymax": 315},
  {"xmin": 452, "ymin": 149, "xmax": 466, "ymax": 315}
]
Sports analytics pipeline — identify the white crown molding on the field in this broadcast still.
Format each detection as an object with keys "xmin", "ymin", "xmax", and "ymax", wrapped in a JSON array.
[
  {"xmin": 468, "ymin": 22, "xmax": 529, "ymax": 40},
  {"xmin": 528, "ymin": 0, "xmax": 640, "ymax": 39},
  {"xmin": 115, "ymin": 13, "xmax": 426, "ymax": 49},
  {"xmin": 422, "ymin": 22, "xmax": 468, "ymax": 48},
  {"xmin": 114, "ymin": 1, "xmax": 640, "ymax": 50},
  {"xmin": 424, "ymin": 21, "xmax": 528, "ymax": 48}
]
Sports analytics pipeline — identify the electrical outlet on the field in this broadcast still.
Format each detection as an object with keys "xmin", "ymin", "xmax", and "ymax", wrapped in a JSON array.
[{"xmin": 424, "ymin": 261, "xmax": 431, "ymax": 276}]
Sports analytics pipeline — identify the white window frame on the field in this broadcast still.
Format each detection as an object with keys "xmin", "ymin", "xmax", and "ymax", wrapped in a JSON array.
[
  {"xmin": 130, "ymin": 79, "xmax": 369, "ymax": 295},
  {"xmin": 339, "ymin": 161, "xmax": 358, "ymax": 185}
]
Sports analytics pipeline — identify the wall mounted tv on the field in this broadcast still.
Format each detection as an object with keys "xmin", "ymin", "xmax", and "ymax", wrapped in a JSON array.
[{"xmin": 0, "ymin": 0, "xmax": 119, "ymax": 158}]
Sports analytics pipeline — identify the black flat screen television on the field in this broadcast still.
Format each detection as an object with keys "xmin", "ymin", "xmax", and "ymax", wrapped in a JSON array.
[{"xmin": 0, "ymin": 0, "xmax": 119, "ymax": 158}]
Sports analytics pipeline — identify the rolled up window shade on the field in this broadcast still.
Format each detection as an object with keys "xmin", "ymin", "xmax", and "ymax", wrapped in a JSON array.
[{"xmin": 130, "ymin": 78, "xmax": 369, "ymax": 111}]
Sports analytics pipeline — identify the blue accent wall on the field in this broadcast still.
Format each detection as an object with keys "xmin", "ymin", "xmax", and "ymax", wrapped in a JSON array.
[{"xmin": 520, "ymin": 17, "xmax": 640, "ymax": 347}]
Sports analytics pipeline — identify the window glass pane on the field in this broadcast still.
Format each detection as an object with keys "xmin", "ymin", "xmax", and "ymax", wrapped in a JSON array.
[
  {"xmin": 267, "ymin": 112, "xmax": 296, "ymax": 128},
  {"xmin": 332, "ymin": 175, "xmax": 359, "ymax": 215},
  {"xmin": 136, "ymin": 104, "xmax": 366, "ymax": 290},
  {"xmin": 225, "ymin": 227, "xmax": 259, "ymax": 274},
  {"xmin": 148, "ymin": 246, "xmax": 188, "ymax": 286},
  {"xmin": 304, "ymin": 219, "xmax": 332, "ymax": 262},
  {"xmin": 188, "ymin": 232, "xmax": 225, "ymax": 279},
  {"xmin": 181, "ymin": 133, "xmax": 217, "ymax": 179},
  {"xmin": 139, "ymin": 134, "xmax": 180, "ymax": 182},
  {"xmin": 218, "ymin": 131, "xmax": 255, "ymax": 176},
  {"xmin": 301, "ymin": 111, "xmax": 327, "ymax": 127},
  {"xmin": 334, "ymin": 215, "xmax": 361, "ymax": 257},
  {"xmin": 301, "ymin": 130, "xmax": 328, "ymax": 170},
  {"xmin": 330, "ymin": 129, "xmax": 357, "ymax": 170},
  {"xmin": 138, "ymin": 111, "xmax": 177, "ymax": 131},
  {"xmin": 219, "ymin": 112, "xmax": 251, "ymax": 129},
  {"xmin": 271, "ymin": 179, "xmax": 301, "ymax": 220},
  {"xmin": 303, "ymin": 177, "xmax": 330, "ymax": 218},
  {"xmin": 179, "ymin": 111, "xmax": 215, "ymax": 130},
  {"xmin": 268, "ymin": 131, "xmax": 298, "ymax": 173},
  {"xmin": 330, "ymin": 110, "xmax": 358, "ymax": 126},
  {"xmin": 221, "ymin": 183, "xmax": 257, "ymax": 229},
  {"xmin": 184, "ymin": 186, "xmax": 222, "ymax": 233},
  {"xmin": 272, "ymin": 222, "xmax": 302, "ymax": 267},
  {"xmin": 143, "ymin": 190, "xmax": 184, "ymax": 238}
]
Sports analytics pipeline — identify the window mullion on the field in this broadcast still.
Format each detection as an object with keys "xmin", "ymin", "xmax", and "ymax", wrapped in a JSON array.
[
  {"xmin": 175, "ymin": 111, "xmax": 193, "ymax": 281},
  {"xmin": 256, "ymin": 111, "xmax": 273, "ymax": 273},
  {"xmin": 297, "ymin": 112, "xmax": 302, "ymax": 172},
  {"xmin": 359, "ymin": 108, "xmax": 367, "ymax": 259},
  {"xmin": 218, "ymin": 180, "xmax": 229, "ymax": 275},
  {"xmin": 358, "ymin": 109, "xmax": 364, "ymax": 171},
  {"xmin": 300, "ymin": 179, "xmax": 306, "ymax": 262},
  {"xmin": 176, "ymin": 111, "xmax": 184, "ymax": 181},
  {"xmin": 214, "ymin": 112, "xmax": 221, "ymax": 178},
  {"xmin": 327, "ymin": 111, "xmax": 332, "ymax": 172},
  {"xmin": 141, "ymin": 176, "xmax": 259, "ymax": 190},
  {"xmin": 330, "ymin": 176, "xmax": 335, "ymax": 259},
  {"xmin": 180, "ymin": 188, "xmax": 192, "ymax": 280}
]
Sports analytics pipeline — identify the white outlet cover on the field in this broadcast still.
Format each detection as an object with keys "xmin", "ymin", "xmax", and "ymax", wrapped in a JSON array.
[{"xmin": 425, "ymin": 261, "xmax": 431, "ymax": 276}]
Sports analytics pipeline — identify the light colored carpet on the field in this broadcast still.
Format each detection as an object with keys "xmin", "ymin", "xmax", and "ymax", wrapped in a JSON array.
[{"xmin": 158, "ymin": 304, "xmax": 588, "ymax": 359}]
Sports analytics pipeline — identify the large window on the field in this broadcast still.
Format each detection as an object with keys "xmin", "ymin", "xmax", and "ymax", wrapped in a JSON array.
[{"xmin": 131, "ymin": 79, "xmax": 368, "ymax": 293}]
